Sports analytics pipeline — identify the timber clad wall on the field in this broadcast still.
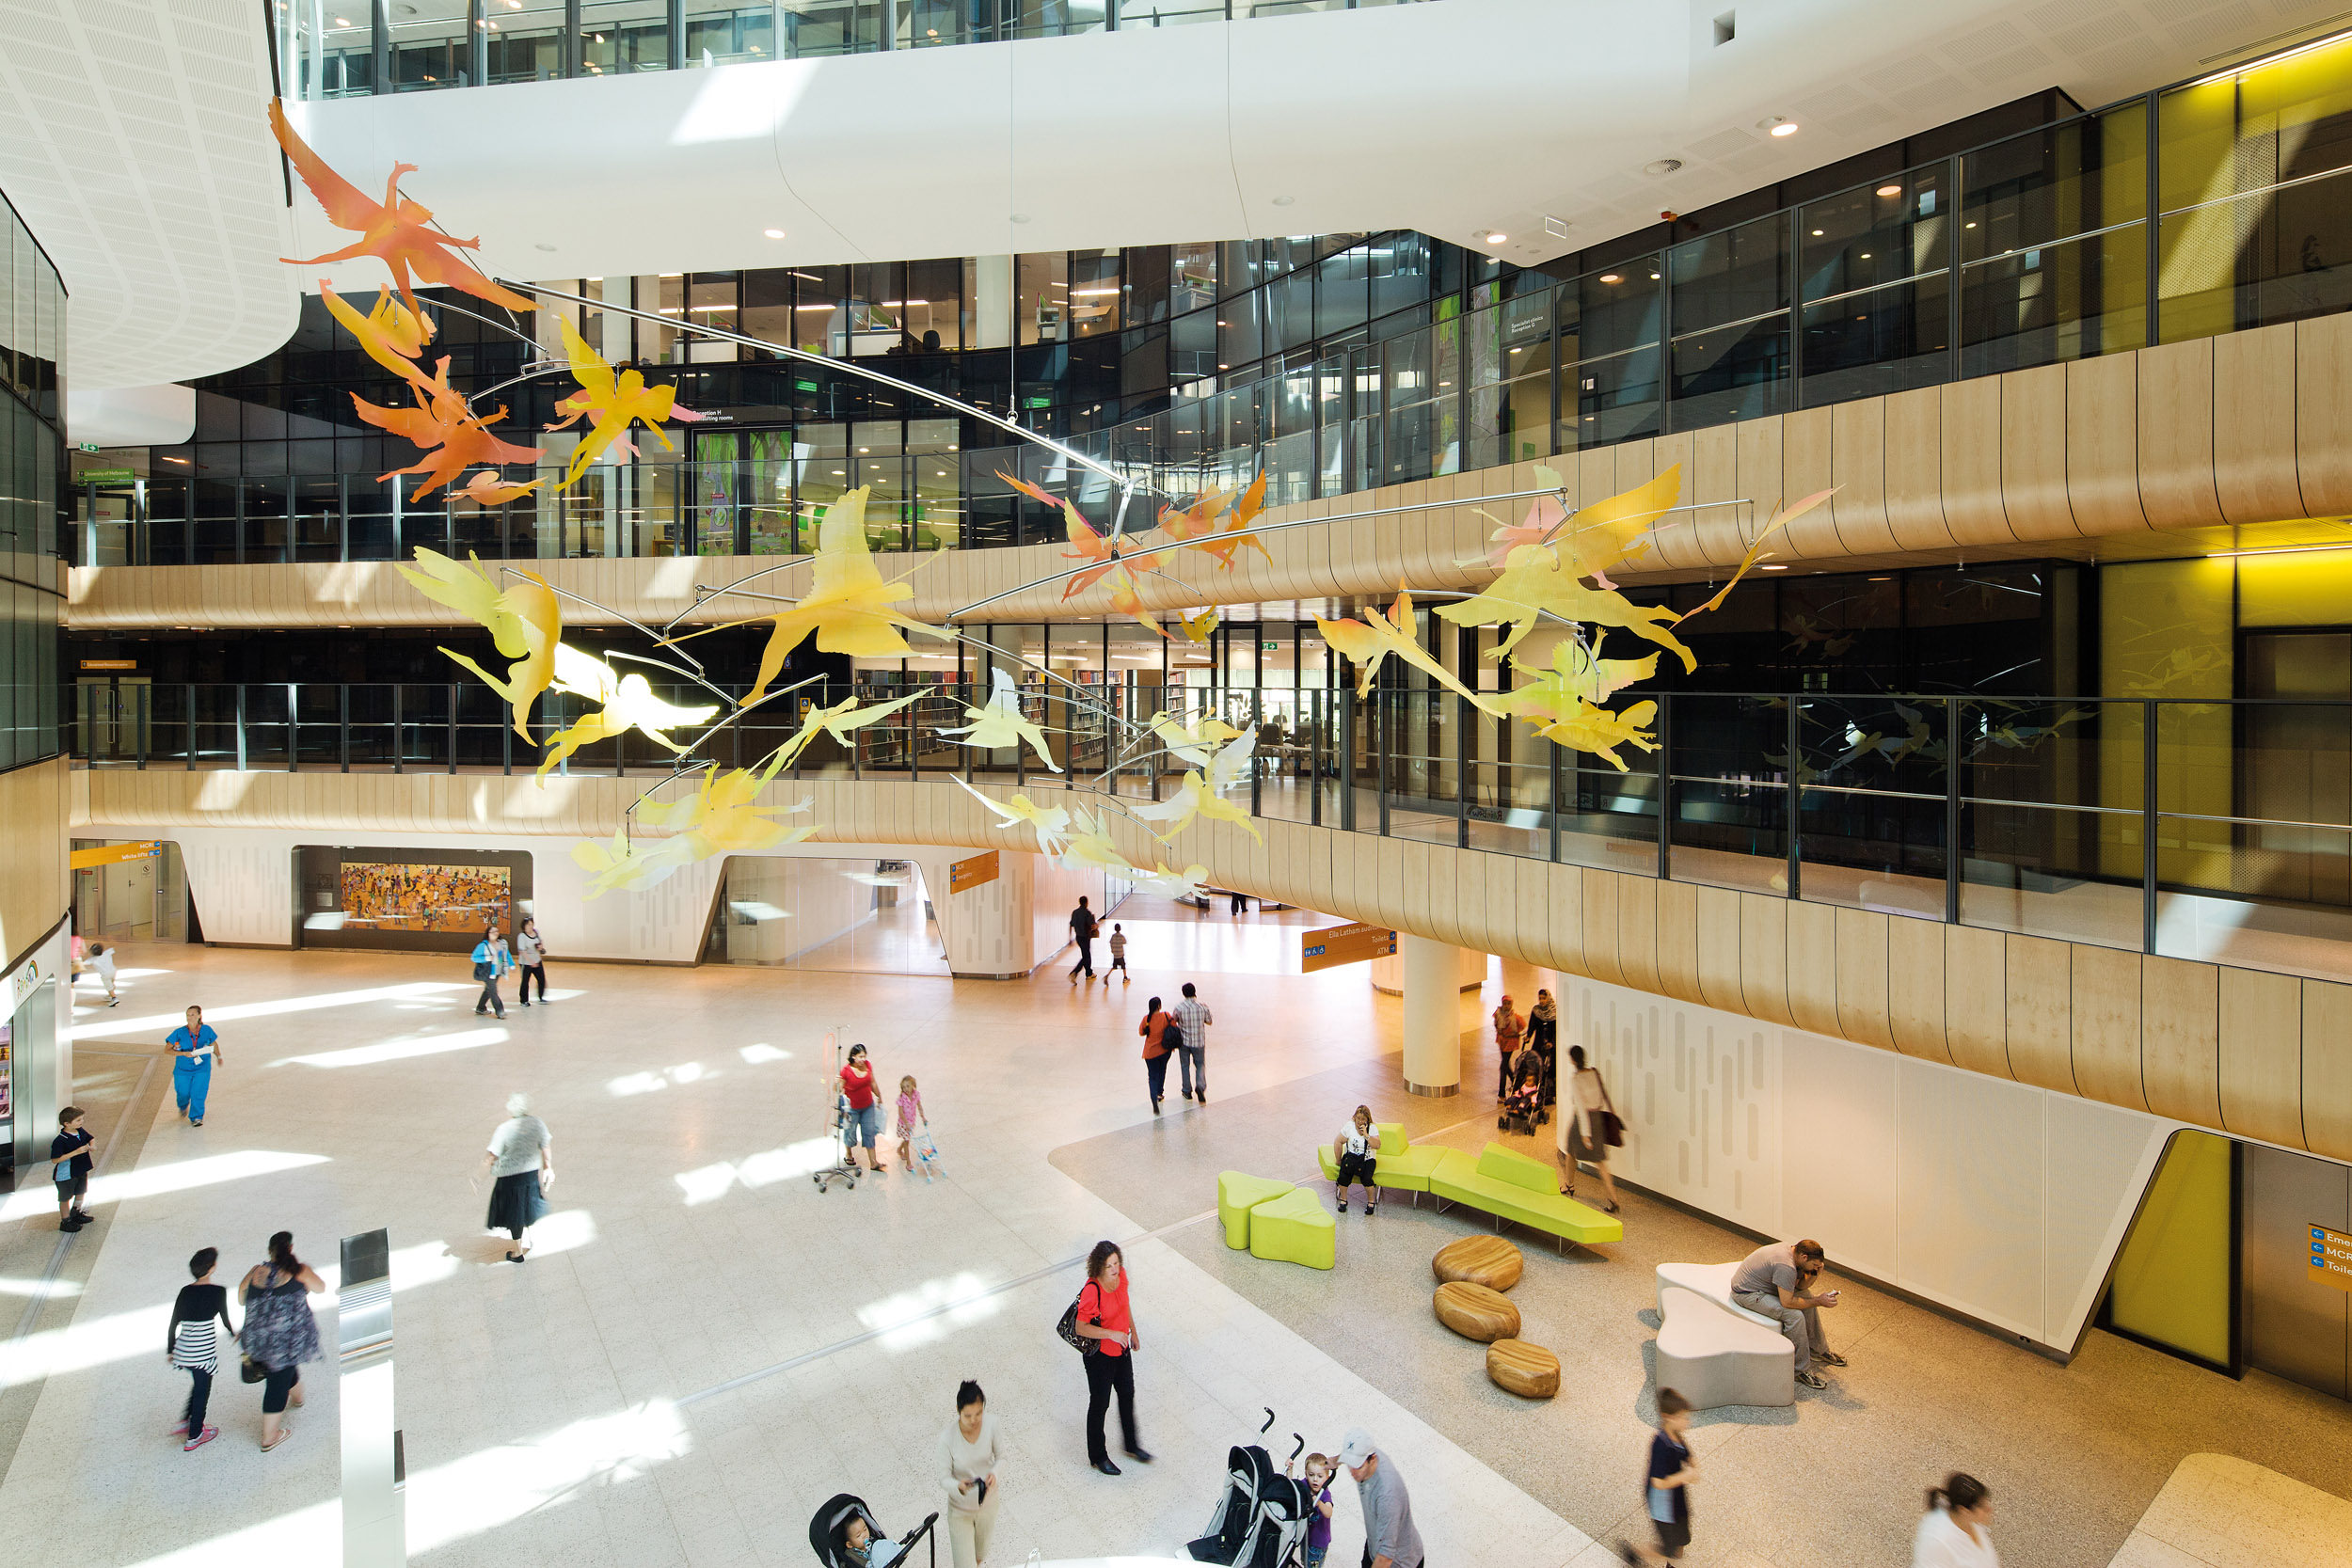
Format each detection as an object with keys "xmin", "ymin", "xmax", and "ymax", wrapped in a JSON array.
[
  {"xmin": 79, "ymin": 767, "xmax": 2352, "ymax": 1164},
  {"xmin": 67, "ymin": 313, "xmax": 2352, "ymax": 631},
  {"xmin": 3, "ymin": 756, "xmax": 71, "ymax": 968}
]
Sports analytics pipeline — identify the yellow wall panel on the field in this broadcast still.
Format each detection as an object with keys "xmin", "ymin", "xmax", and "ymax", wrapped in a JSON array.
[
  {"xmin": 0, "ymin": 756, "xmax": 71, "ymax": 968},
  {"xmin": 2107, "ymin": 1130, "xmax": 2234, "ymax": 1369}
]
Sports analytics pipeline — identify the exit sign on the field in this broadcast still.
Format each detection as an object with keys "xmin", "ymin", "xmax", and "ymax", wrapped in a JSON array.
[{"xmin": 77, "ymin": 440, "xmax": 101, "ymax": 452}]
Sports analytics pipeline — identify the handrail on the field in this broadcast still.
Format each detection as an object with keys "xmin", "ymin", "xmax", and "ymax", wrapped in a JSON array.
[{"xmin": 64, "ymin": 679, "xmax": 2352, "ymax": 984}]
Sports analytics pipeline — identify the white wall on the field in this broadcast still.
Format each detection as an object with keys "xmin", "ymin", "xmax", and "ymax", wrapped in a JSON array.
[
  {"xmin": 1566, "ymin": 975, "xmax": 2174, "ymax": 1354},
  {"xmin": 94, "ymin": 819, "xmax": 1087, "ymax": 977}
]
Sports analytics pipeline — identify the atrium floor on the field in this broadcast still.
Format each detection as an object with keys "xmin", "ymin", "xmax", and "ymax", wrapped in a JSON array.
[{"xmin": 2, "ymin": 919, "xmax": 2346, "ymax": 1568}]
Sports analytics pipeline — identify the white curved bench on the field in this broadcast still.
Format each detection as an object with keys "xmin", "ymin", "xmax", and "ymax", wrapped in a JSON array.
[
  {"xmin": 1655, "ymin": 1286, "xmax": 1794, "ymax": 1410},
  {"xmin": 1656, "ymin": 1261, "xmax": 1780, "ymax": 1330}
]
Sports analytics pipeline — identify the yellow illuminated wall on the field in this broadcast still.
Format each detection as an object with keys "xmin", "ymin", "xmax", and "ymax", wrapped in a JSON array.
[
  {"xmin": 2098, "ymin": 558, "xmax": 2233, "ymax": 881},
  {"xmin": 2236, "ymin": 547, "xmax": 2352, "ymax": 626},
  {"xmin": 2106, "ymin": 1129, "xmax": 2234, "ymax": 1368}
]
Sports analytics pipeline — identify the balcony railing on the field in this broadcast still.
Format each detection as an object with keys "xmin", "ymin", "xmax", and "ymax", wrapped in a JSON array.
[
  {"xmin": 69, "ymin": 677, "xmax": 2352, "ymax": 984},
  {"xmin": 79, "ymin": 33, "xmax": 2352, "ymax": 566},
  {"xmin": 277, "ymin": 0, "xmax": 1435, "ymax": 100}
]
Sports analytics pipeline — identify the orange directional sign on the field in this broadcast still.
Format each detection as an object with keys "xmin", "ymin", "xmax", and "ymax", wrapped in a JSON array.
[
  {"xmin": 947, "ymin": 850, "xmax": 999, "ymax": 895},
  {"xmin": 71, "ymin": 840, "xmax": 163, "ymax": 872},
  {"xmin": 1301, "ymin": 921, "xmax": 1397, "ymax": 973}
]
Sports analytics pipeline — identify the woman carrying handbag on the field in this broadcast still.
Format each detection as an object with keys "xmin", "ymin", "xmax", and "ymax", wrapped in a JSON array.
[{"xmin": 1555, "ymin": 1043, "xmax": 1623, "ymax": 1213}]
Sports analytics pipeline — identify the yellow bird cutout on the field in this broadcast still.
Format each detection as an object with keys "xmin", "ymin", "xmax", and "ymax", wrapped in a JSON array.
[
  {"xmin": 395, "ymin": 548, "xmax": 562, "ymax": 740},
  {"xmin": 1680, "ymin": 488, "xmax": 1836, "ymax": 615},
  {"xmin": 1193, "ymin": 472, "xmax": 1274, "ymax": 569},
  {"xmin": 1057, "ymin": 806, "xmax": 1136, "ymax": 875},
  {"xmin": 534, "ymin": 644, "xmax": 721, "ymax": 778},
  {"xmin": 1176, "ymin": 606, "xmax": 1220, "ymax": 643},
  {"xmin": 546, "ymin": 316, "xmax": 700, "ymax": 490},
  {"xmin": 1500, "ymin": 639, "xmax": 1659, "ymax": 719},
  {"xmin": 1434, "ymin": 544, "xmax": 1698, "ymax": 669},
  {"xmin": 1148, "ymin": 710, "xmax": 1244, "ymax": 768},
  {"xmin": 1127, "ymin": 859, "xmax": 1213, "ymax": 900},
  {"xmin": 572, "ymin": 752, "xmax": 817, "ymax": 896},
  {"xmin": 1128, "ymin": 769, "xmax": 1263, "ymax": 844},
  {"xmin": 1552, "ymin": 466, "xmax": 1680, "ymax": 585},
  {"xmin": 949, "ymin": 776, "xmax": 1073, "ymax": 857},
  {"xmin": 1152, "ymin": 483, "xmax": 1235, "ymax": 546},
  {"xmin": 1315, "ymin": 586, "xmax": 1501, "ymax": 714},
  {"xmin": 1537, "ymin": 699, "xmax": 1662, "ymax": 772},
  {"xmin": 770, "ymin": 689, "xmax": 932, "ymax": 771},
  {"xmin": 677, "ymin": 487, "xmax": 950, "ymax": 705},
  {"xmin": 937, "ymin": 667, "xmax": 1060, "ymax": 772},
  {"xmin": 319, "ymin": 281, "xmax": 436, "ymax": 392}
]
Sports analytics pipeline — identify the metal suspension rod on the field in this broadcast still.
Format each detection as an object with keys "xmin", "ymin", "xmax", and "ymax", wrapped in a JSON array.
[{"xmin": 512, "ymin": 281, "xmax": 1137, "ymax": 499}]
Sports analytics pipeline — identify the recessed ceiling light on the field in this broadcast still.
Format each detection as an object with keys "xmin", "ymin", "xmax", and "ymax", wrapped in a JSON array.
[
  {"xmin": 1759, "ymin": 562, "xmax": 1788, "ymax": 570},
  {"xmin": 1760, "ymin": 116, "xmax": 1798, "ymax": 136},
  {"xmin": 763, "ymin": 228, "xmax": 786, "ymax": 239},
  {"xmin": 1811, "ymin": 229, "xmax": 1823, "ymax": 236},
  {"xmin": 1599, "ymin": 274, "xmax": 1622, "ymax": 283},
  {"xmin": 1644, "ymin": 158, "xmax": 1683, "ymax": 176},
  {"xmin": 1009, "ymin": 213, "xmax": 1031, "ymax": 224},
  {"xmin": 533, "ymin": 243, "xmax": 555, "ymax": 252},
  {"xmin": 1271, "ymin": 195, "xmax": 1295, "ymax": 206},
  {"xmin": 1875, "ymin": 183, "xmax": 1902, "ymax": 198}
]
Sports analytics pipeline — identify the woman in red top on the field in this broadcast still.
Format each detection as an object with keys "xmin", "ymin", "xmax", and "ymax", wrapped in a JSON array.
[
  {"xmin": 840, "ymin": 1044, "xmax": 886, "ymax": 1173},
  {"xmin": 1073, "ymin": 1241, "xmax": 1152, "ymax": 1475},
  {"xmin": 1137, "ymin": 999, "xmax": 1172, "ymax": 1117}
]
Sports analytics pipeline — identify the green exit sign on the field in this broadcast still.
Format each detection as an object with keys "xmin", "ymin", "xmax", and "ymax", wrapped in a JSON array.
[{"xmin": 77, "ymin": 440, "xmax": 101, "ymax": 453}]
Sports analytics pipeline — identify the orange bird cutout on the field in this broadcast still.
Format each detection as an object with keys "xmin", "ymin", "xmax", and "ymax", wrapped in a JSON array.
[
  {"xmin": 1194, "ymin": 471, "xmax": 1273, "ymax": 569},
  {"xmin": 455, "ymin": 469, "xmax": 543, "ymax": 507},
  {"xmin": 352, "ymin": 359, "xmax": 542, "ymax": 503},
  {"xmin": 268, "ymin": 99, "xmax": 536, "ymax": 315},
  {"xmin": 1000, "ymin": 472, "xmax": 1157, "ymax": 598}
]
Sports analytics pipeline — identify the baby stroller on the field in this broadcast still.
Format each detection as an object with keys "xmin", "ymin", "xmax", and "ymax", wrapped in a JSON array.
[
  {"xmin": 808, "ymin": 1493, "xmax": 937, "ymax": 1568},
  {"xmin": 1498, "ymin": 1050, "xmax": 1548, "ymax": 1135},
  {"xmin": 1188, "ymin": 1410, "xmax": 1316, "ymax": 1568}
]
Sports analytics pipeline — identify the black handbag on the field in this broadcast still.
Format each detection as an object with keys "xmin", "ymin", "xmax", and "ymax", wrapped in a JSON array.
[
  {"xmin": 1056, "ymin": 1291, "xmax": 1098, "ymax": 1356},
  {"xmin": 239, "ymin": 1354, "xmax": 265, "ymax": 1385},
  {"xmin": 1596, "ymin": 1071, "xmax": 1626, "ymax": 1148}
]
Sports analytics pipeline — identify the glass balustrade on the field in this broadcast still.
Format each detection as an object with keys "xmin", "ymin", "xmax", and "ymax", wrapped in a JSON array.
[{"xmin": 71, "ymin": 682, "xmax": 2352, "ymax": 981}]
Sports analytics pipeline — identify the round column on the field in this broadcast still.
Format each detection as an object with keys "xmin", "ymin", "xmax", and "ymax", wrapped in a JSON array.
[{"xmin": 1402, "ymin": 933, "xmax": 1466, "ymax": 1097}]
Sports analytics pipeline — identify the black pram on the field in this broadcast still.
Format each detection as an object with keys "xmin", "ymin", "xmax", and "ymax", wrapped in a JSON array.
[
  {"xmin": 808, "ymin": 1493, "xmax": 937, "ymax": 1568},
  {"xmin": 1187, "ymin": 1412, "xmax": 1317, "ymax": 1568}
]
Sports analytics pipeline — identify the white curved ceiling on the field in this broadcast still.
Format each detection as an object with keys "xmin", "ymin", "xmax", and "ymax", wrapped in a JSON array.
[
  {"xmin": 0, "ymin": 0, "xmax": 297, "ymax": 391},
  {"xmin": 4, "ymin": 0, "xmax": 2345, "ymax": 388}
]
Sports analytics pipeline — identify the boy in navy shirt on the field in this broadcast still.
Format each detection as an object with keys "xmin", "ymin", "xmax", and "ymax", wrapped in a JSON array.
[{"xmin": 51, "ymin": 1106, "xmax": 94, "ymax": 1232}]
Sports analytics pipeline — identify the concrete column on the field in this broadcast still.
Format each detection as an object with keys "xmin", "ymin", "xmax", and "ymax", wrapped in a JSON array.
[{"xmin": 1401, "ymin": 933, "xmax": 1465, "ymax": 1097}]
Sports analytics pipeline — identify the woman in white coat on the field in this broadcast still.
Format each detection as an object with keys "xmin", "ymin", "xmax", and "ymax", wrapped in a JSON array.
[{"xmin": 1912, "ymin": 1473, "xmax": 1998, "ymax": 1568}]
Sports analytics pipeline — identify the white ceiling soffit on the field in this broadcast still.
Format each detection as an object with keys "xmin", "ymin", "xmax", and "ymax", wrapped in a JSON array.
[
  {"xmin": 0, "ymin": 0, "xmax": 298, "ymax": 392},
  {"xmin": 285, "ymin": 0, "xmax": 2352, "ymax": 290}
]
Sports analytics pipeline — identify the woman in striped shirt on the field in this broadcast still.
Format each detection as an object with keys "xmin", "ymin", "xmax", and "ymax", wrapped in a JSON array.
[{"xmin": 167, "ymin": 1246, "xmax": 236, "ymax": 1452}]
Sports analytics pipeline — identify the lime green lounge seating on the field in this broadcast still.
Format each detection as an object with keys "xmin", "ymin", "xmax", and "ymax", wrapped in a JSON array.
[
  {"xmin": 1218, "ymin": 1170, "xmax": 1295, "ymax": 1250},
  {"xmin": 1248, "ymin": 1187, "xmax": 1337, "ymax": 1270},
  {"xmin": 1314, "ymin": 1122, "xmax": 1448, "ymax": 1198},
  {"xmin": 1427, "ymin": 1143, "xmax": 1623, "ymax": 1249}
]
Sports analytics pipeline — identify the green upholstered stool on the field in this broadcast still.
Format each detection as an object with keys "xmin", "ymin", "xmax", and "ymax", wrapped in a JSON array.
[
  {"xmin": 1248, "ymin": 1187, "xmax": 1337, "ymax": 1270},
  {"xmin": 1218, "ymin": 1171, "xmax": 1295, "ymax": 1250}
]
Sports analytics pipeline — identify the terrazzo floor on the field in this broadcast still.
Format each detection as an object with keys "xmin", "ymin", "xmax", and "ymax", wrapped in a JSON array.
[{"xmin": 1, "ymin": 920, "xmax": 2346, "ymax": 1568}]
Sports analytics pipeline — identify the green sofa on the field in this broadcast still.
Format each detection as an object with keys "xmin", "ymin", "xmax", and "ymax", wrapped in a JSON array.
[
  {"xmin": 1218, "ymin": 1170, "xmax": 1295, "ymax": 1249},
  {"xmin": 1314, "ymin": 1121, "xmax": 1449, "ymax": 1199},
  {"xmin": 1426, "ymin": 1142, "xmax": 1624, "ymax": 1248}
]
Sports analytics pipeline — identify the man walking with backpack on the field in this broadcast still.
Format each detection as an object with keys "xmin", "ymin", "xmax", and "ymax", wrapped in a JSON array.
[
  {"xmin": 1069, "ymin": 895, "xmax": 1099, "ymax": 986},
  {"xmin": 1170, "ymin": 982, "xmax": 1213, "ymax": 1103}
]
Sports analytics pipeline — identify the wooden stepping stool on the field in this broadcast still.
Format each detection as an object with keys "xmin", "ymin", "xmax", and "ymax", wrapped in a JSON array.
[
  {"xmin": 1486, "ymin": 1338, "xmax": 1560, "ymax": 1398},
  {"xmin": 1433, "ymin": 1280, "xmax": 1520, "ymax": 1342},
  {"xmin": 1434, "ymin": 1235, "xmax": 1523, "ymax": 1291}
]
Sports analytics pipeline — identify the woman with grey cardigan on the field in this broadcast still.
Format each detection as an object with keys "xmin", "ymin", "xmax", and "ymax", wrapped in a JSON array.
[
  {"xmin": 478, "ymin": 1093, "xmax": 553, "ymax": 1262},
  {"xmin": 938, "ymin": 1380, "xmax": 1003, "ymax": 1568}
]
